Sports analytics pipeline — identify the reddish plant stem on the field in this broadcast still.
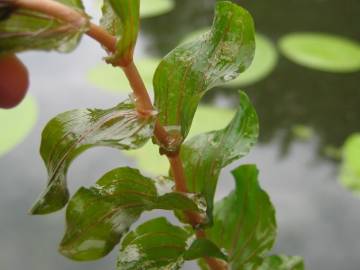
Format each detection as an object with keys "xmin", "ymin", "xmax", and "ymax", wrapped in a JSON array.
[{"xmin": 12, "ymin": 1, "xmax": 227, "ymax": 269}]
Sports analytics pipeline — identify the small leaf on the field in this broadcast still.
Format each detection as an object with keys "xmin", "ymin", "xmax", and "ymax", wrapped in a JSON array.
[
  {"xmin": 206, "ymin": 164, "xmax": 277, "ymax": 269},
  {"xmin": 0, "ymin": 0, "xmax": 88, "ymax": 55},
  {"xmin": 340, "ymin": 133, "xmax": 360, "ymax": 196},
  {"xmin": 181, "ymin": 91, "xmax": 258, "ymax": 221},
  {"xmin": 101, "ymin": 0, "xmax": 140, "ymax": 65},
  {"xmin": 31, "ymin": 99, "xmax": 156, "ymax": 215},
  {"xmin": 184, "ymin": 238, "xmax": 227, "ymax": 262},
  {"xmin": 246, "ymin": 255, "xmax": 305, "ymax": 270},
  {"xmin": 153, "ymin": 1, "xmax": 255, "ymax": 145},
  {"xmin": 87, "ymin": 58, "xmax": 160, "ymax": 93},
  {"xmin": 60, "ymin": 167, "xmax": 204, "ymax": 261},
  {"xmin": 140, "ymin": 0, "xmax": 175, "ymax": 18},
  {"xmin": 279, "ymin": 32, "xmax": 360, "ymax": 73},
  {"xmin": 0, "ymin": 95, "xmax": 38, "ymax": 157}
]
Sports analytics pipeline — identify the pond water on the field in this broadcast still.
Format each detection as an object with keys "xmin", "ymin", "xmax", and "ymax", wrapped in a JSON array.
[{"xmin": 1, "ymin": 0, "xmax": 360, "ymax": 269}]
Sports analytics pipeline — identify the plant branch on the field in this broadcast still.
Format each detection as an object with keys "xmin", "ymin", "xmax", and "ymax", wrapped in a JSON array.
[{"xmin": 12, "ymin": 1, "xmax": 227, "ymax": 269}]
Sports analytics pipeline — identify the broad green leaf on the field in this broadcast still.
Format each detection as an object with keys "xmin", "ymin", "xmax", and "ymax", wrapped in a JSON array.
[
  {"xmin": 101, "ymin": 0, "xmax": 140, "ymax": 65},
  {"xmin": 340, "ymin": 133, "xmax": 360, "ymax": 196},
  {"xmin": 30, "ymin": 99, "xmax": 156, "ymax": 215},
  {"xmin": 182, "ymin": 31, "xmax": 278, "ymax": 87},
  {"xmin": 0, "ymin": 95, "xmax": 38, "ymax": 157},
  {"xmin": 245, "ymin": 255, "xmax": 305, "ymax": 270},
  {"xmin": 206, "ymin": 165, "xmax": 277, "ymax": 269},
  {"xmin": 184, "ymin": 238, "xmax": 227, "ymax": 262},
  {"xmin": 0, "ymin": 0, "xmax": 88, "ymax": 55},
  {"xmin": 117, "ymin": 217, "xmax": 190, "ymax": 269},
  {"xmin": 87, "ymin": 58, "xmax": 160, "ymax": 93},
  {"xmin": 126, "ymin": 105, "xmax": 235, "ymax": 176},
  {"xmin": 181, "ymin": 92, "xmax": 258, "ymax": 221},
  {"xmin": 60, "ymin": 167, "xmax": 204, "ymax": 261},
  {"xmin": 140, "ymin": 0, "xmax": 175, "ymax": 18},
  {"xmin": 153, "ymin": 1, "xmax": 255, "ymax": 145},
  {"xmin": 279, "ymin": 32, "xmax": 360, "ymax": 73}
]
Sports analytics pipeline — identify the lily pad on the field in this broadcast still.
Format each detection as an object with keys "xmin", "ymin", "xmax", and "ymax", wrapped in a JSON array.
[
  {"xmin": 140, "ymin": 0, "xmax": 175, "ymax": 18},
  {"xmin": 181, "ymin": 30, "xmax": 278, "ymax": 87},
  {"xmin": 87, "ymin": 58, "xmax": 159, "ymax": 93},
  {"xmin": 126, "ymin": 105, "xmax": 235, "ymax": 175},
  {"xmin": 279, "ymin": 32, "xmax": 360, "ymax": 73},
  {"xmin": 340, "ymin": 133, "xmax": 360, "ymax": 196},
  {"xmin": 0, "ymin": 95, "xmax": 38, "ymax": 157}
]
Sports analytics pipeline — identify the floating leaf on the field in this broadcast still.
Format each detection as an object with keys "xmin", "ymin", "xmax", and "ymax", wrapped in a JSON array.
[
  {"xmin": 0, "ymin": 0, "xmax": 88, "ymax": 55},
  {"xmin": 181, "ymin": 92, "xmax": 258, "ymax": 221},
  {"xmin": 101, "ymin": 0, "xmax": 140, "ymax": 65},
  {"xmin": 182, "ymin": 31, "xmax": 278, "ymax": 87},
  {"xmin": 340, "ymin": 133, "xmax": 360, "ymax": 196},
  {"xmin": 87, "ymin": 58, "xmax": 159, "ymax": 93},
  {"xmin": 140, "ymin": 0, "xmax": 175, "ymax": 18},
  {"xmin": 60, "ymin": 167, "xmax": 204, "ymax": 261},
  {"xmin": 125, "ymin": 105, "xmax": 235, "ymax": 176},
  {"xmin": 279, "ymin": 32, "xmax": 360, "ymax": 73},
  {"xmin": 153, "ymin": 1, "xmax": 255, "ymax": 144},
  {"xmin": 31, "ymin": 99, "xmax": 156, "ymax": 215},
  {"xmin": 205, "ymin": 164, "xmax": 277, "ymax": 269},
  {"xmin": 0, "ymin": 95, "xmax": 37, "ymax": 157}
]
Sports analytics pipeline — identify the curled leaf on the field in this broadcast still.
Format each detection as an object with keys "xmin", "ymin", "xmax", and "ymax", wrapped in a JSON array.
[
  {"xmin": 153, "ymin": 1, "xmax": 255, "ymax": 146},
  {"xmin": 60, "ymin": 167, "xmax": 204, "ymax": 261},
  {"xmin": 31, "ymin": 99, "xmax": 156, "ymax": 215}
]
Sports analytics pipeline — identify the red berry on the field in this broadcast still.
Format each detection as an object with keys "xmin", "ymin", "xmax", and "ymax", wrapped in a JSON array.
[{"xmin": 0, "ymin": 54, "xmax": 29, "ymax": 109}]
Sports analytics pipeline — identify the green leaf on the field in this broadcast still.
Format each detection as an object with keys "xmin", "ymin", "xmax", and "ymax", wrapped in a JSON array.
[
  {"xmin": 182, "ymin": 31, "xmax": 278, "ymax": 88},
  {"xmin": 181, "ymin": 91, "xmax": 258, "ymax": 221},
  {"xmin": 225, "ymin": 34, "xmax": 278, "ymax": 87},
  {"xmin": 206, "ymin": 164, "xmax": 277, "ymax": 269},
  {"xmin": 30, "ymin": 99, "xmax": 156, "ymax": 215},
  {"xmin": 0, "ymin": 95, "xmax": 38, "ymax": 157},
  {"xmin": 153, "ymin": 1, "xmax": 255, "ymax": 145},
  {"xmin": 117, "ymin": 217, "xmax": 190, "ymax": 269},
  {"xmin": 140, "ymin": 0, "xmax": 175, "ymax": 18},
  {"xmin": 125, "ymin": 105, "xmax": 235, "ymax": 176},
  {"xmin": 0, "ymin": 0, "xmax": 88, "ymax": 55},
  {"xmin": 101, "ymin": 0, "xmax": 140, "ymax": 65},
  {"xmin": 87, "ymin": 58, "xmax": 160, "ymax": 93},
  {"xmin": 340, "ymin": 133, "xmax": 360, "ymax": 196},
  {"xmin": 184, "ymin": 238, "xmax": 227, "ymax": 262},
  {"xmin": 279, "ymin": 32, "xmax": 360, "ymax": 73},
  {"xmin": 60, "ymin": 167, "xmax": 204, "ymax": 261},
  {"xmin": 248, "ymin": 255, "xmax": 305, "ymax": 270}
]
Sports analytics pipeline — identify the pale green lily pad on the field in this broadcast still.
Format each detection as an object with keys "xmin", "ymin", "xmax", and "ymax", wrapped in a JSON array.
[
  {"xmin": 126, "ymin": 105, "xmax": 236, "ymax": 175},
  {"xmin": 0, "ymin": 95, "xmax": 38, "ymax": 157},
  {"xmin": 140, "ymin": 0, "xmax": 175, "ymax": 18},
  {"xmin": 292, "ymin": 124, "xmax": 314, "ymax": 141},
  {"xmin": 340, "ymin": 133, "xmax": 360, "ymax": 196},
  {"xmin": 87, "ymin": 58, "xmax": 159, "ymax": 93},
  {"xmin": 279, "ymin": 32, "xmax": 360, "ymax": 73},
  {"xmin": 181, "ymin": 30, "xmax": 278, "ymax": 87}
]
